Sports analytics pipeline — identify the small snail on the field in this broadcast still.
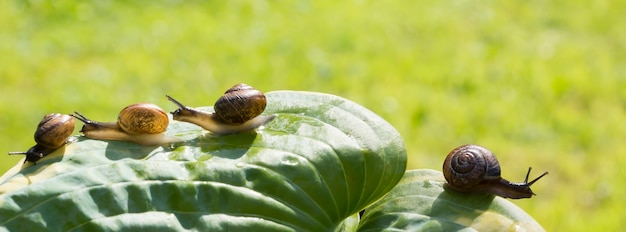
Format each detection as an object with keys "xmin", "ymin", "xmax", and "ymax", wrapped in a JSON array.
[
  {"xmin": 442, "ymin": 144, "xmax": 548, "ymax": 199},
  {"xmin": 166, "ymin": 83, "xmax": 276, "ymax": 134},
  {"xmin": 71, "ymin": 103, "xmax": 182, "ymax": 146},
  {"xmin": 9, "ymin": 113, "xmax": 75, "ymax": 164}
]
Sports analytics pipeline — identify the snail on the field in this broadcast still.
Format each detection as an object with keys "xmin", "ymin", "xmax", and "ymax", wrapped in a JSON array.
[
  {"xmin": 166, "ymin": 83, "xmax": 276, "ymax": 134},
  {"xmin": 442, "ymin": 144, "xmax": 548, "ymax": 199},
  {"xmin": 8, "ymin": 113, "xmax": 75, "ymax": 164},
  {"xmin": 71, "ymin": 103, "xmax": 182, "ymax": 146}
]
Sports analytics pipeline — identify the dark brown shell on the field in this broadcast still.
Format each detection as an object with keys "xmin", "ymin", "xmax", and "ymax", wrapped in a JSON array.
[
  {"xmin": 118, "ymin": 103, "xmax": 169, "ymax": 134},
  {"xmin": 34, "ymin": 113, "xmax": 75, "ymax": 149},
  {"xmin": 443, "ymin": 144, "xmax": 501, "ymax": 190},
  {"xmin": 214, "ymin": 83, "xmax": 267, "ymax": 124}
]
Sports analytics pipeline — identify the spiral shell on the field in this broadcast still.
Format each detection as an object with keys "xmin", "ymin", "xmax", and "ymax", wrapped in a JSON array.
[
  {"xmin": 34, "ymin": 113, "xmax": 75, "ymax": 149},
  {"xmin": 72, "ymin": 103, "xmax": 181, "ymax": 146},
  {"xmin": 118, "ymin": 103, "xmax": 169, "ymax": 134},
  {"xmin": 214, "ymin": 83, "xmax": 267, "ymax": 124},
  {"xmin": 442, "ymin": 144, "xmax": 549, "ymax": 199},
  {"xmin": 9, "ymin": 113, "xmax": 75, "ymax": 164},
  {"xmin": 443, "ymin": 144, "xmax": 501, "ymax": 190},
  {"xmin": 166, "ymin": 83, "xmax": 275, "ymax": 135}
]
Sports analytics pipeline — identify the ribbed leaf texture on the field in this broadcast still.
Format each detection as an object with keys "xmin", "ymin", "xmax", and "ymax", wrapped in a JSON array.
[
  {"xmin": 358, "ymin": 169, "xmax": 545, "ymax": 232},
  {"xmin": 0, "ymin": 91, "xmax": 407, "ymax": 231}
]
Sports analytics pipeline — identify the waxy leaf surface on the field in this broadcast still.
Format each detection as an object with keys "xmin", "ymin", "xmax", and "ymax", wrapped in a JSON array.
[
  {"xmin": 0, "ymin": 91, "xmax": 407, "ymax": 231},
  {"xmin": 358, "ymin": 169, "xmax": 545, "ymax": 232}
]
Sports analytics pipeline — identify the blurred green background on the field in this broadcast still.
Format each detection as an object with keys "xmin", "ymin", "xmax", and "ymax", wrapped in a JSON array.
[{"xmin": 1, "ymin": 0, "xmax": 624, "ymax": 231}]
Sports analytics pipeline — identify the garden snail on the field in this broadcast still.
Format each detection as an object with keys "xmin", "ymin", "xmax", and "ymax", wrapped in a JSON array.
[
  {"xmin": 8, "ymin": 113, "xmax": 75, "ymax": 164},
  {"xmin": 166, "ymin": 83, "xmax": 276, "ymax": 134},
  {"xmin": 442, "ymin": 144, "xmax": 548, "ymax": 199},
  {"xmin": 71, "ymin": 103, "xmax": 182, "ymax": 146}
]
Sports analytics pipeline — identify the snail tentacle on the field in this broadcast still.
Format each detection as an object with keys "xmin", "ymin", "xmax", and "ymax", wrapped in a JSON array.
[
  {"xmin": 8, "ymin": 113, "xmax": 75, "ymax": 164},
  {"xmin": 443, "ymin": 144, "xmax": 548, "ymax": 199},
  {"xmin": 167, "ymin": 83, "xmax": 276, "ymax": 134},
  {"xmin": 72, "ymin": 104, "xmax": 182, "ymax": 146}
]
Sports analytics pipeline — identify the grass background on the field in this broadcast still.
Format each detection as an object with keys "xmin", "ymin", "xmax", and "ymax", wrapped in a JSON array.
[{"xmin": 1, "ymin": 0, "xmax": 624, "ymax": 230}]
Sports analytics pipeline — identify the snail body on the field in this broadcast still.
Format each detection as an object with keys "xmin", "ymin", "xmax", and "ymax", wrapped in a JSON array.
[
  {"xmin": 71, "ymin": 103, "xmax": 182, "ymax": 146},
  {"xmin": 167, "ymin": 83, "xmax": 276, "ymax": 134},
  {"xmin": 443, "ymin": 144, "xmax": 548, "ymax": 199},
  {"xmin": 9, "ymin": 113, "xmax": 75, "ymax": 164}
]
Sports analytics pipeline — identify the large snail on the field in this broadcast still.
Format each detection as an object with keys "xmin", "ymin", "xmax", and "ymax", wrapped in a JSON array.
[
  {"xmin": 442, "ymin": 144, "xmax": 548, "ymax": 199},
  {"xmin": 166, "ymin": 83, "xmax": 276, "ymax": 134},
  {"xmin": 9, "ymin": 113, "xmax": 75, "ymax": 164},
  {"xmin": 71, "ymin": 103, "xmax": 182, "ymax": 146}
]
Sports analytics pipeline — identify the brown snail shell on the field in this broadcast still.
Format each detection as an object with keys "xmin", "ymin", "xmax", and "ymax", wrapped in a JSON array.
[
  {"xmin": 117, "ymin": 103, "xmax": 169, "ymax": 134},
  {"xmin": 9, "ymin": 113, "xmax": 75, "ymax": 164},
  {"xmin": 167, "ymin": 83, "xmax": 276, "ymax": 134},
  {"xmin": 214, "ymin": 83, "xmax": 267, "ymax": 124},
  {"xmin": 72, "ymin": 103, "xmax": 181, "ymax": 146},
  {"xmin": 443, "ymin": 144, "xmax": 548, "ymax": 199}
]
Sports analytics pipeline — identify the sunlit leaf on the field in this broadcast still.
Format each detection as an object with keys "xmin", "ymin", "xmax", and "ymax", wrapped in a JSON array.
[
  {"xmin": 358, "ymin": 169, "xmax": 545, "ymax": 232},
  {"xmin": 0, "ymin": 91, "xmax": 407, "ymax": 231}
]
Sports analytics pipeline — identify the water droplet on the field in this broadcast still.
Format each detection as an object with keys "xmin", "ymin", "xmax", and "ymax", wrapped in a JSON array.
[{"xmin": 282, "ymin": 157, "xmax": 299, "ymax": 166}]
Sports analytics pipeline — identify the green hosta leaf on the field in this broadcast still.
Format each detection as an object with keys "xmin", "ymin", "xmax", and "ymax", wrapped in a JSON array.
[
  {"xmin": 358, "ymin": 169, "xmax": 545, "ymax": 232},
  {"xmin": 0, "ymin": 91, "xmax": 407, "ymax": 231}
]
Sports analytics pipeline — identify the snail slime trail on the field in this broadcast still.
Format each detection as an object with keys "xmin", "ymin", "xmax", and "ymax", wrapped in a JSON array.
[
  {"xmin": 443, "ymin": 144, "xmax": 548, "ymax": 199},
  {"xmin": 167, "ymin": 83, "xmax": 277, "ymax": 134},
  {"xmin": 8, "ymin": 113, "xmax": 75, "ymax": 164}
]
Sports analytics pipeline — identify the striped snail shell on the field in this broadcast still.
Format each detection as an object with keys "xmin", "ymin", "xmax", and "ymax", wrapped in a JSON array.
[
  {"xmin": 167, "ymin": 83, "xmax": 276, "ymax": 134},
  {"xmin": 9, "ymin": 113, "xmax": 75, "ymax": 164},
  {"xmin": 443, "ymin": 144, "xmax": 548, "ymax": 199},
  {"xmin": 72, "ymin": 103, "xmax": 181, "ymax": 146}
]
